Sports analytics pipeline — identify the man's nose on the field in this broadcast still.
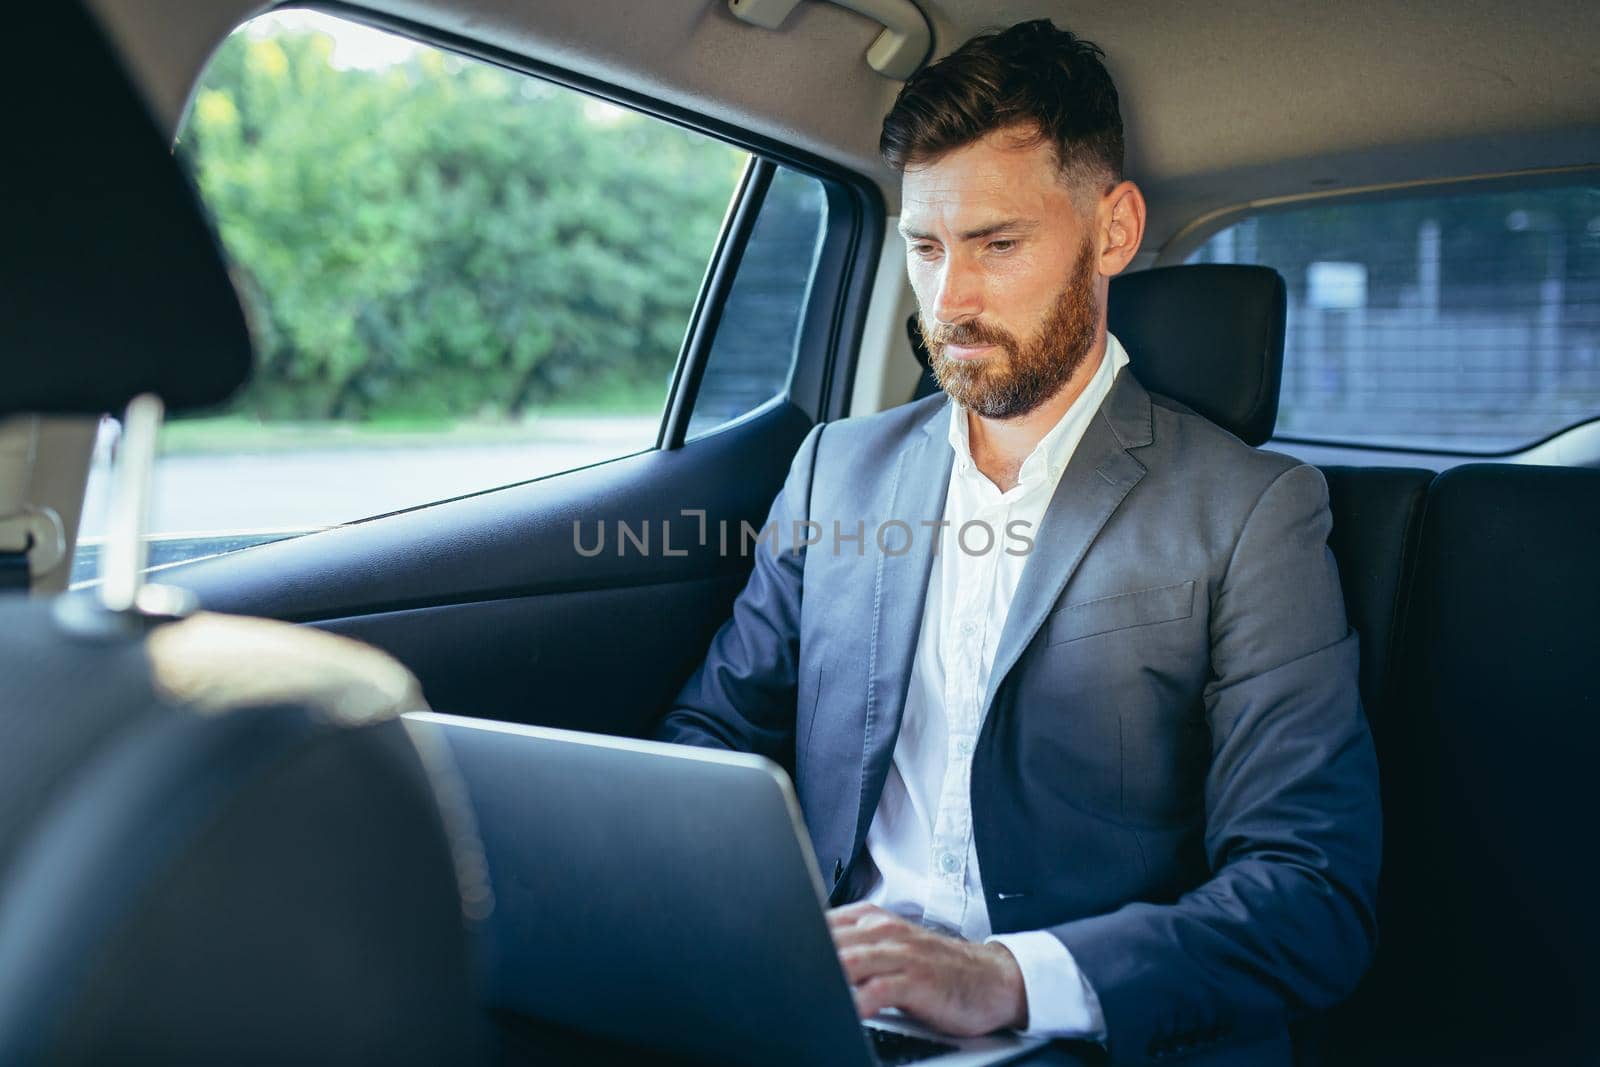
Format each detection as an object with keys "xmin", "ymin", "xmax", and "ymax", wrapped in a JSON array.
[{"xmin": 929, "ymin": 254, "xmax": 982, "ymax": 324}]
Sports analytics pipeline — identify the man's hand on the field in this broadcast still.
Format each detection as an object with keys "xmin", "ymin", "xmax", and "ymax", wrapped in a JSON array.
[{"xmin": 826, "ymin": 902, "xmax": 1029, "ymax": 1037}]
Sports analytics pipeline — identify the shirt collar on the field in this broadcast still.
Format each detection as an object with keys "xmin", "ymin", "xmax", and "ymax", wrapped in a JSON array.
[{"xmin": 946, "ymin": 331, "xmax": 1131, "ymax": 486}]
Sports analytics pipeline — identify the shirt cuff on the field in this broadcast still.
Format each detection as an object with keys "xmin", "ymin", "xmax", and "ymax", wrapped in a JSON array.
[{"xmin": 986, "ymin": 930, "xmax": 1107, "ymax": 1042}]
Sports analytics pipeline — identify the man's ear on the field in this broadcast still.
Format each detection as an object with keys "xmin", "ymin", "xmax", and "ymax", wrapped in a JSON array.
[{"xmin": 1098, "ymin": 180, "xmax": 1147, "ymax": 277}]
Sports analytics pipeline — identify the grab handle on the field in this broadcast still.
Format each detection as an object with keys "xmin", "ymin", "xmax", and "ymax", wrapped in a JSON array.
[{"xmin": 727, "ymin": 0, "xmax": 933, "ymax": 80}]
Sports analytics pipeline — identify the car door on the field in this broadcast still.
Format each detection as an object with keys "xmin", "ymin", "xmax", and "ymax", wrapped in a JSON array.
[{"xmin": 83, "ymin": 9, "xmax": 882, "ymax": 740}]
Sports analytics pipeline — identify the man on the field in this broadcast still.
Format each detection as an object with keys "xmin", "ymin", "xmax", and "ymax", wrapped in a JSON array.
[{"xmin": 656, "ymin": 20, "xmax": 1379, "ymax": 1064}]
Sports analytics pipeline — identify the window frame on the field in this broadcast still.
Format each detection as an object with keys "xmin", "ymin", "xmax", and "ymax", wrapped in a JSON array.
[
  {"xmin": 662, "ymin": 156, "xmax": 770, "ymax": 450},
  {"xmin": 1157, "ymin": 164, "xmax": 1600, "ymax": 267},
  {"xmin": 1154, "ymin": 164, "xmax": 1600, "ymax": 460}
]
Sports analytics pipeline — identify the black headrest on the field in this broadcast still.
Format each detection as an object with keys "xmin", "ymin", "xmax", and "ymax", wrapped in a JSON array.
[
  {"xmin": 906, "ymin": 263, "xmax": 1287, "ymax": 446},
  {"xmin": 1105, "ymin": 264, "xmax": 1285, "ymax": 446},
  {"xmin": 0, "ymin": 3, "xmax": 251, "ymax": 417}
]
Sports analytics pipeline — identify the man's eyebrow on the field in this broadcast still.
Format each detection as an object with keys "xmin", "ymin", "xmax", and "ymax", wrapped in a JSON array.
[{"xmin": 897, "ymin": 218, "xmax": 1040, "ymax": 242}]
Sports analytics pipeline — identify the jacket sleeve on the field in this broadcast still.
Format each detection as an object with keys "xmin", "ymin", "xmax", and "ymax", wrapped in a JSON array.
[
  {"xmin": 652, "ymin": 422, "xmax": 825, "ymax": 760},
  {"xmin": 1047, "ymin": 462, "xmax": 1382, "ymax": 1063}
]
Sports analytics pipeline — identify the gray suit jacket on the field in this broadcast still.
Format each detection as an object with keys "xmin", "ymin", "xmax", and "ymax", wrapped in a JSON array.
[{"xmin": 657, "ymin": 369, "xmax": 1381, "ymax": 1064}]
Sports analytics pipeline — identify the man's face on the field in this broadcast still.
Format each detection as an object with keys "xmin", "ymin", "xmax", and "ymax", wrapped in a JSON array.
[{"xmin": 900, "ymin": 128, "xmax": 1104, "ymax": 419}]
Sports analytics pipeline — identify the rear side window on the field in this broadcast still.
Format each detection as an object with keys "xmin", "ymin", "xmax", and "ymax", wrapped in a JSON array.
[
  {"xmin": 1187, "ymin": 180, "xmax": 1600, "ymax": 452},
  {"xmin": 75, "ymin": 9, "xmax": 764, "ymax": 582}
]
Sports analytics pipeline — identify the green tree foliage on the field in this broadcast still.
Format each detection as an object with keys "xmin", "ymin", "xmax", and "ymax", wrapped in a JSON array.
[{"xmin": 181, "ymin": 25, "xmax": 746, "ymax": 420}]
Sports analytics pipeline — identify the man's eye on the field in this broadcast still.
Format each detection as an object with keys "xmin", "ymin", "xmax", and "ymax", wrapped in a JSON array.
[
  {"xmin": 987, "ymin": 239, "xmax": 1016, "ymax": 253},
  {"xmin": 909, "ymin": 244, "xmax": 940, "ymax": 259}
]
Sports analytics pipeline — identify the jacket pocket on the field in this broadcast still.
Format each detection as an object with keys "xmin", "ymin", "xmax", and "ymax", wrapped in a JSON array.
[{"xmin": 1045, "ymin": 580, "xmax": 1196, "ymax": 646}]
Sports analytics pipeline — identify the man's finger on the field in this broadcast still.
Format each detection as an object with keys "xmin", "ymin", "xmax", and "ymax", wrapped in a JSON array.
[
  {"xmin": 825, "ymin": 901, "xmax": 888, "ymax": 928},
  {"xmin": 828, "ymin": 916, "xmax": 911, "ymax": 950},
  {"xmin": 837, "ymin": 942, "xmax": 911, "ymax": 985},
  {"xmin": 852, "ymin": 974, "xmax": 910, "ymax": 1020}
]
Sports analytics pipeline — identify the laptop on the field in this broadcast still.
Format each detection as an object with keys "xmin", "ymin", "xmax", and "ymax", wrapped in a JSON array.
[{"xmin": 405, "ymin": 712, "xmax": 1047, "ymax": 1066}]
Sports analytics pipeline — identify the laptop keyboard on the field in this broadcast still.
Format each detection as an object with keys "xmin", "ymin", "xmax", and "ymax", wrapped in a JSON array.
[{"xmin": 864, "ymin": 1025, "xmax": 960, "ymax": 1065}]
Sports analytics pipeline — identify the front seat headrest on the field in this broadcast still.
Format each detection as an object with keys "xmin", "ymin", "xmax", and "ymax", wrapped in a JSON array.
[
  {"xmin": 906, "ymin": 263, "xmax": 1287, "ymax": 446},
  {"xmin": 0, "ymin": 2, "xmax": 252, "ymax": 417}
]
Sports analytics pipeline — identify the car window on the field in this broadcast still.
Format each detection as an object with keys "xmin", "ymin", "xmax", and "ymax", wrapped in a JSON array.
[
  {"xmin": 1186, "ymin": 180, "xmax": 1600, "ymax": 453},
  {"xmin": 688, "ymin": 166, "xmax": 829, "ymax": 439},
  {"xmin": 74, "ymin": 9, "xmax": 752, "ymax": 584}
]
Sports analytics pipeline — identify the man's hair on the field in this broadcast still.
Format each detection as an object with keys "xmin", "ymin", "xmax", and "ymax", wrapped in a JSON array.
[{"xmin": 879, "ymin": 20, "xmax": 1123, "ymax": 196}]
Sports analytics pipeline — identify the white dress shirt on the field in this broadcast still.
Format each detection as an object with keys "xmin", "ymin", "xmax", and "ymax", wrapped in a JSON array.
[{"xmin": 858, "ymin": 333, "xmax": 1131, "ymax": 1041}]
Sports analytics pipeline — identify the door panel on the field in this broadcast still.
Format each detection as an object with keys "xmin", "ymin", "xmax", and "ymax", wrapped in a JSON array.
[
  {"xmin": 316, "ymin": 576, "xmax": 744, "ymax": 736},
  {"xmin": 170, "ymin": 401, "xmax": 812, "ymax": 736}
]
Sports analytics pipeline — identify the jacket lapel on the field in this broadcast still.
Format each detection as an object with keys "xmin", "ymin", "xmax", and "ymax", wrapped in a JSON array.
[
  {"xmin": 853, "ymin": 400, "xmax": 953, "ymax": 855},
  {"xmin": 979, "ymin": 370, "xmax": 1154, "ymax": 717}
]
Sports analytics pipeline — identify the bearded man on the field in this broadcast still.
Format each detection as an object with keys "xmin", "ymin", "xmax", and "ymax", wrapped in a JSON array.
[{"xmin": 656, "ymin": 20, "xmax": 1379, "ymax": 1065}]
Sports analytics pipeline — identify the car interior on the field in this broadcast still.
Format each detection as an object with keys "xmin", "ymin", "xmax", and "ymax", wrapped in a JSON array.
[{"xmin": 2, "ymin": 0, "xmax": 1597, "ymax": 1064}]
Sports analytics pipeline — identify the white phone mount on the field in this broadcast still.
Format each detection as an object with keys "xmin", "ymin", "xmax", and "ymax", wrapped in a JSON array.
[{"xmin": 93, "ymin": 392, "xmax": 196, "ymax": 620}]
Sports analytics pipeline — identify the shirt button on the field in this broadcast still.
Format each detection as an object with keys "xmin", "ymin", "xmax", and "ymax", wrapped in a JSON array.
[
  {"xmin": 960, "ymin": 620, "xmax": 977, "ymax": 636},
  {"xmin": 955, "ymin": 737, "xmax": 975, "ymax": 757},
  {"xmin": 939, "ymin": 851, "xmax": 960, "ymax": 874}
]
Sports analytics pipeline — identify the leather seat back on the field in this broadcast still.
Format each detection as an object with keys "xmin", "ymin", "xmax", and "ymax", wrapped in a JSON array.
[
  {"xmin": 1318, "ymin": 467, "xmax": 1431, "ymax": 727},
  {"xmin": 0, "ymin": 606, "xmax": 491, "ymax": 1063},
  {"xmin": 1331, "ymin": 463, "xmax": 1600, "ymax": 1063}
]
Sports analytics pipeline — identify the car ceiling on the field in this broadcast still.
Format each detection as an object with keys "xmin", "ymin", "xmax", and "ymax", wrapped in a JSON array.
[{"xmin": 92, "ymin": 0, "xmax": 1600, "ymax": 252}]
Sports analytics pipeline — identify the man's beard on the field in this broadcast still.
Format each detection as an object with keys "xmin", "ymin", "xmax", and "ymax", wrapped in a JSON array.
[{"xmin": 920, "ymin": 237, "xmax": 1100, "ymax": 420}]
